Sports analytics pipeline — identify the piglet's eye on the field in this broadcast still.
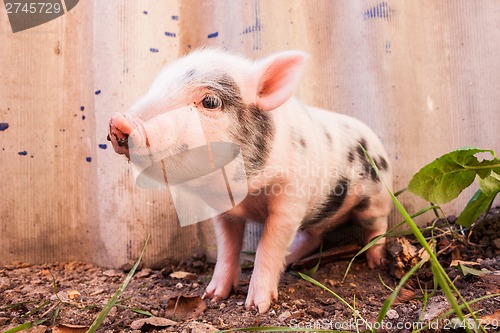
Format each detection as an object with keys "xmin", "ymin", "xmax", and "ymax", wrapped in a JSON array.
[{"xmin": 201, "ymin": 95, "xmax": 222, "ymax": 109}]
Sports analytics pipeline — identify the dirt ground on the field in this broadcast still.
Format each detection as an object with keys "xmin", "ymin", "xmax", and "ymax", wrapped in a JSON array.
[{"xmin": 1, "ymin": 207, "xmax": 499, "ymax": 333}]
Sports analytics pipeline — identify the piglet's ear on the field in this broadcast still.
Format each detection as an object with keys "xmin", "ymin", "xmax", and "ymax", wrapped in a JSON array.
[{"xmin": 253, "ymin": 51, "xmax": 308, "ymax": 111}]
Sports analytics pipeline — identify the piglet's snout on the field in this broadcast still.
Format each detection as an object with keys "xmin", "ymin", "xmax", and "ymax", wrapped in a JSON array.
[{"xmin": 108, "ymin": 112, "xmax": 137, "ymax": 158}]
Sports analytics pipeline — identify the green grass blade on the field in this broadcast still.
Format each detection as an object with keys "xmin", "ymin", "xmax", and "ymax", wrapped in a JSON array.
[
  {"xmin": 412, "ymin": 293, "xmax": 500, "ymax": 333},
  {"xmin": 86, "ymin": 237, "xmax": 149, "ymax": 333},
  {"xmin": 376, "ymin": 259, "xmax": 426, "ymax": 324},
  {"xmin": 22, "ymin": 300, "xmax": 50, "ymax": 317},
  {"xmin": 360, "ymin": 146, "xmax": 474, "ymax": 333},
  {"xmin": 342, "ymin": 205, "xmax": 438, "ymax": 281},
  {"xmin": 377, "ymin": 274, "xmax": 394, "ymax": 292},
  {"xmin": 302, "ymin": 241, "xmax": 323, "ymax": 276},
  {"xmin": 52, "ymin": 305, "xmax": 60, "ymax": 327},
  {"xmin": 1, "ymin": 322, "xmax": 34, "ymax": 333},
  {"xmin": 298, "ymin": 273, "xmax": 371, "ymax": 329},
  {"xmin": 115, "ymin": 304, "xmax": 154, "ymax": 317},
  {"xmin": 1, "ymin": 319, "xmax": 47, "ymax": 333}
]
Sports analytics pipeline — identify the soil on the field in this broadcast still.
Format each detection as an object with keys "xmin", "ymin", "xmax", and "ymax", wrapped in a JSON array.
[{"xmin": 1, "ymin": 207, "xmax": 499, "ymax": 333}]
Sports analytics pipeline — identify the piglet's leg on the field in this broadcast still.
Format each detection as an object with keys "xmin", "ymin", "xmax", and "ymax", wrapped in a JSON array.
[
  {"xmin": 203, "ymin": 215, "xmax": 245, "ymax": 301},
  {"xmin": 354, "ymin": 190, "xmax": 391, "ymax": 269},
  {"xmin": 285, "ymin": 229, "xmax": 322, "ymax": 266},
  {"xmin": 245, "ymin": 196, "xmax": 304, "ymax": 314}
]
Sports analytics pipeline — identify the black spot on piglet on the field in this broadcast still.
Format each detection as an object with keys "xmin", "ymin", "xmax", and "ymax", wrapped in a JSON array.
[
  {"xmin": 301, "ymin": 177, "xmax": 350, "ymax": 228},
  {"xmin": 377, "ymin": 156, "xmax": 389, "ymax": 171},
  {"xmin": 348, "ymin": 151, "xmax": 355, "ymax": 163}
]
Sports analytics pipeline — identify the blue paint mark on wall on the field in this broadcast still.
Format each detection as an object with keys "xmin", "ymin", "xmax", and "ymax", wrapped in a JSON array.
[
  {"xmin": 80, "ymin": 106, "xmax": 85, "ymax": 111},
  {"xmin": 18, "ymin": 151, "xmax": 27, "ymax": 156},
  {"xmin": 241, "ymin": 0, "xmax": 262, "ymax": 50},
  {"xmin": 208, "ymin": 32, "xmax": 219, "ymax": 38},
  {"xmin": 364, "ymin": 2, "xmax": 393, "ymax": 20},
  {"xmin": 82, "ymin": 115, "xmax": 86, "ymax": 120},
  {"xmin": 95, "ymin": 90, "xmax": 101, "ymax": 95},
  {"xmin": 99, "ymin": 144, "xmax": 107, "ymax": 149},
  {"xmin": 385, "ymin": 40, "xmax": 391, "ymax": 53},
  {"xmin": 0, "ymin": 123, "xmax": 9, "ymax": 131},
  {"xmin": 171, "ymin": 15, "xmax": 179, "ymax": 20},
  {"xmin": 165, "ymin": 32, "xmax": 176, "ymax": 37},
  {"xmin": 150, "ymin": 48, "xmax": 159, "ymax": 52},
  {"xmin": 86, "ymin": 157, "xmax": 92, "ymax": 162}
]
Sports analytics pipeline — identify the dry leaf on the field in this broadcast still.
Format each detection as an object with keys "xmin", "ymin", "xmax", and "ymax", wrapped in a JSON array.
[
  {"xmin": 169, "ymin": 271, "xmax": 196, "ymax": 280},
  {"xmin": 480, "ymin": 310, "xmax": 500, "ymax": 322},
  {"xmin": 130, "ymin": 317, "xmax": 177, "ymax": 330},
  {"xmin": 395, "ymin": 288, "xmax": 416, "ymax": 303},
  {"xmin": 387, "ymin": 238, "xmax": 420, "ymax": 278},
  {"xmin": 28, "ymin": 326, "xmax": 48, "ymax": 333},
  {"xmin": 450, "ymin": 260, "xmax": 480, "ymax": 267},
  {"xmin": 52, "ymin": 324, "xmax": 88, "ymax": 333},
  {"xmin": 451, "ymin": 247, "xmax": 462, "ymax": 261},
  {"xmin": 165, "ymin": 295, "xmax": 207, "ymax": 320}
]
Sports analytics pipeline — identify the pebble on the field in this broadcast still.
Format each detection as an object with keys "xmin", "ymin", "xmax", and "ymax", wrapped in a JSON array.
[
  {"xmin": 219, "ymin": 303, "xmax": 226, "ymax": 310},
  {"xmin": 103, "ymin": 269, "xmax": 120, "ymax": 277},
  {"xmin": 0, "ymin": 277, "xmax": 11, "ymax": 292},
  {"xmin": 386, "ymin": 309, "xmax": 399, "ymax": 319},
  {"xmin": 293, "ymin": 299, "xmax": 306, "ymax": 307},
  {"xmin": 187, "ymin": 321, "xmax": 218, "ymax": 333},
  {"xmin": 192, "ymin": 282, "xmax": 199, "ymax": 288},
  {"xmin": 278, "ymin": 310, "xmax": 291, "ymax": 322},
  {"xmin": 175, "ymin": 282, "xmax": 183, "ymax": 289},
  {"xmin": 135, "ymin": 268, "xmax": 152, "ymax": 278},
  {"xmin": 307, "ymin": 306, "xmax": 324, "ymax": 317},
  {"xmin": 236, "ymin": 301, "xmax": 244, "ymax": 306}
]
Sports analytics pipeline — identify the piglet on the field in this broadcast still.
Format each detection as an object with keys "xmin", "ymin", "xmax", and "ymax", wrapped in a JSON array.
[{"xmin": 108, "ymin": 49, "xmax": 392, "ymax": 314}]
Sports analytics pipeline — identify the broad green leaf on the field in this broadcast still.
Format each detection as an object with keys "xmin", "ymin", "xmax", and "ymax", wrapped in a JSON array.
[
  {"xmin": 408, "ymin": 148, "xmax": 494, "ymax": 203},
  {"xmin": 478, "ymin": 171, "xmax": 500, "ymax": 195},
  {"xmin": 456, "ymin": 189, "xmax": 496, "ymax": 227}
]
